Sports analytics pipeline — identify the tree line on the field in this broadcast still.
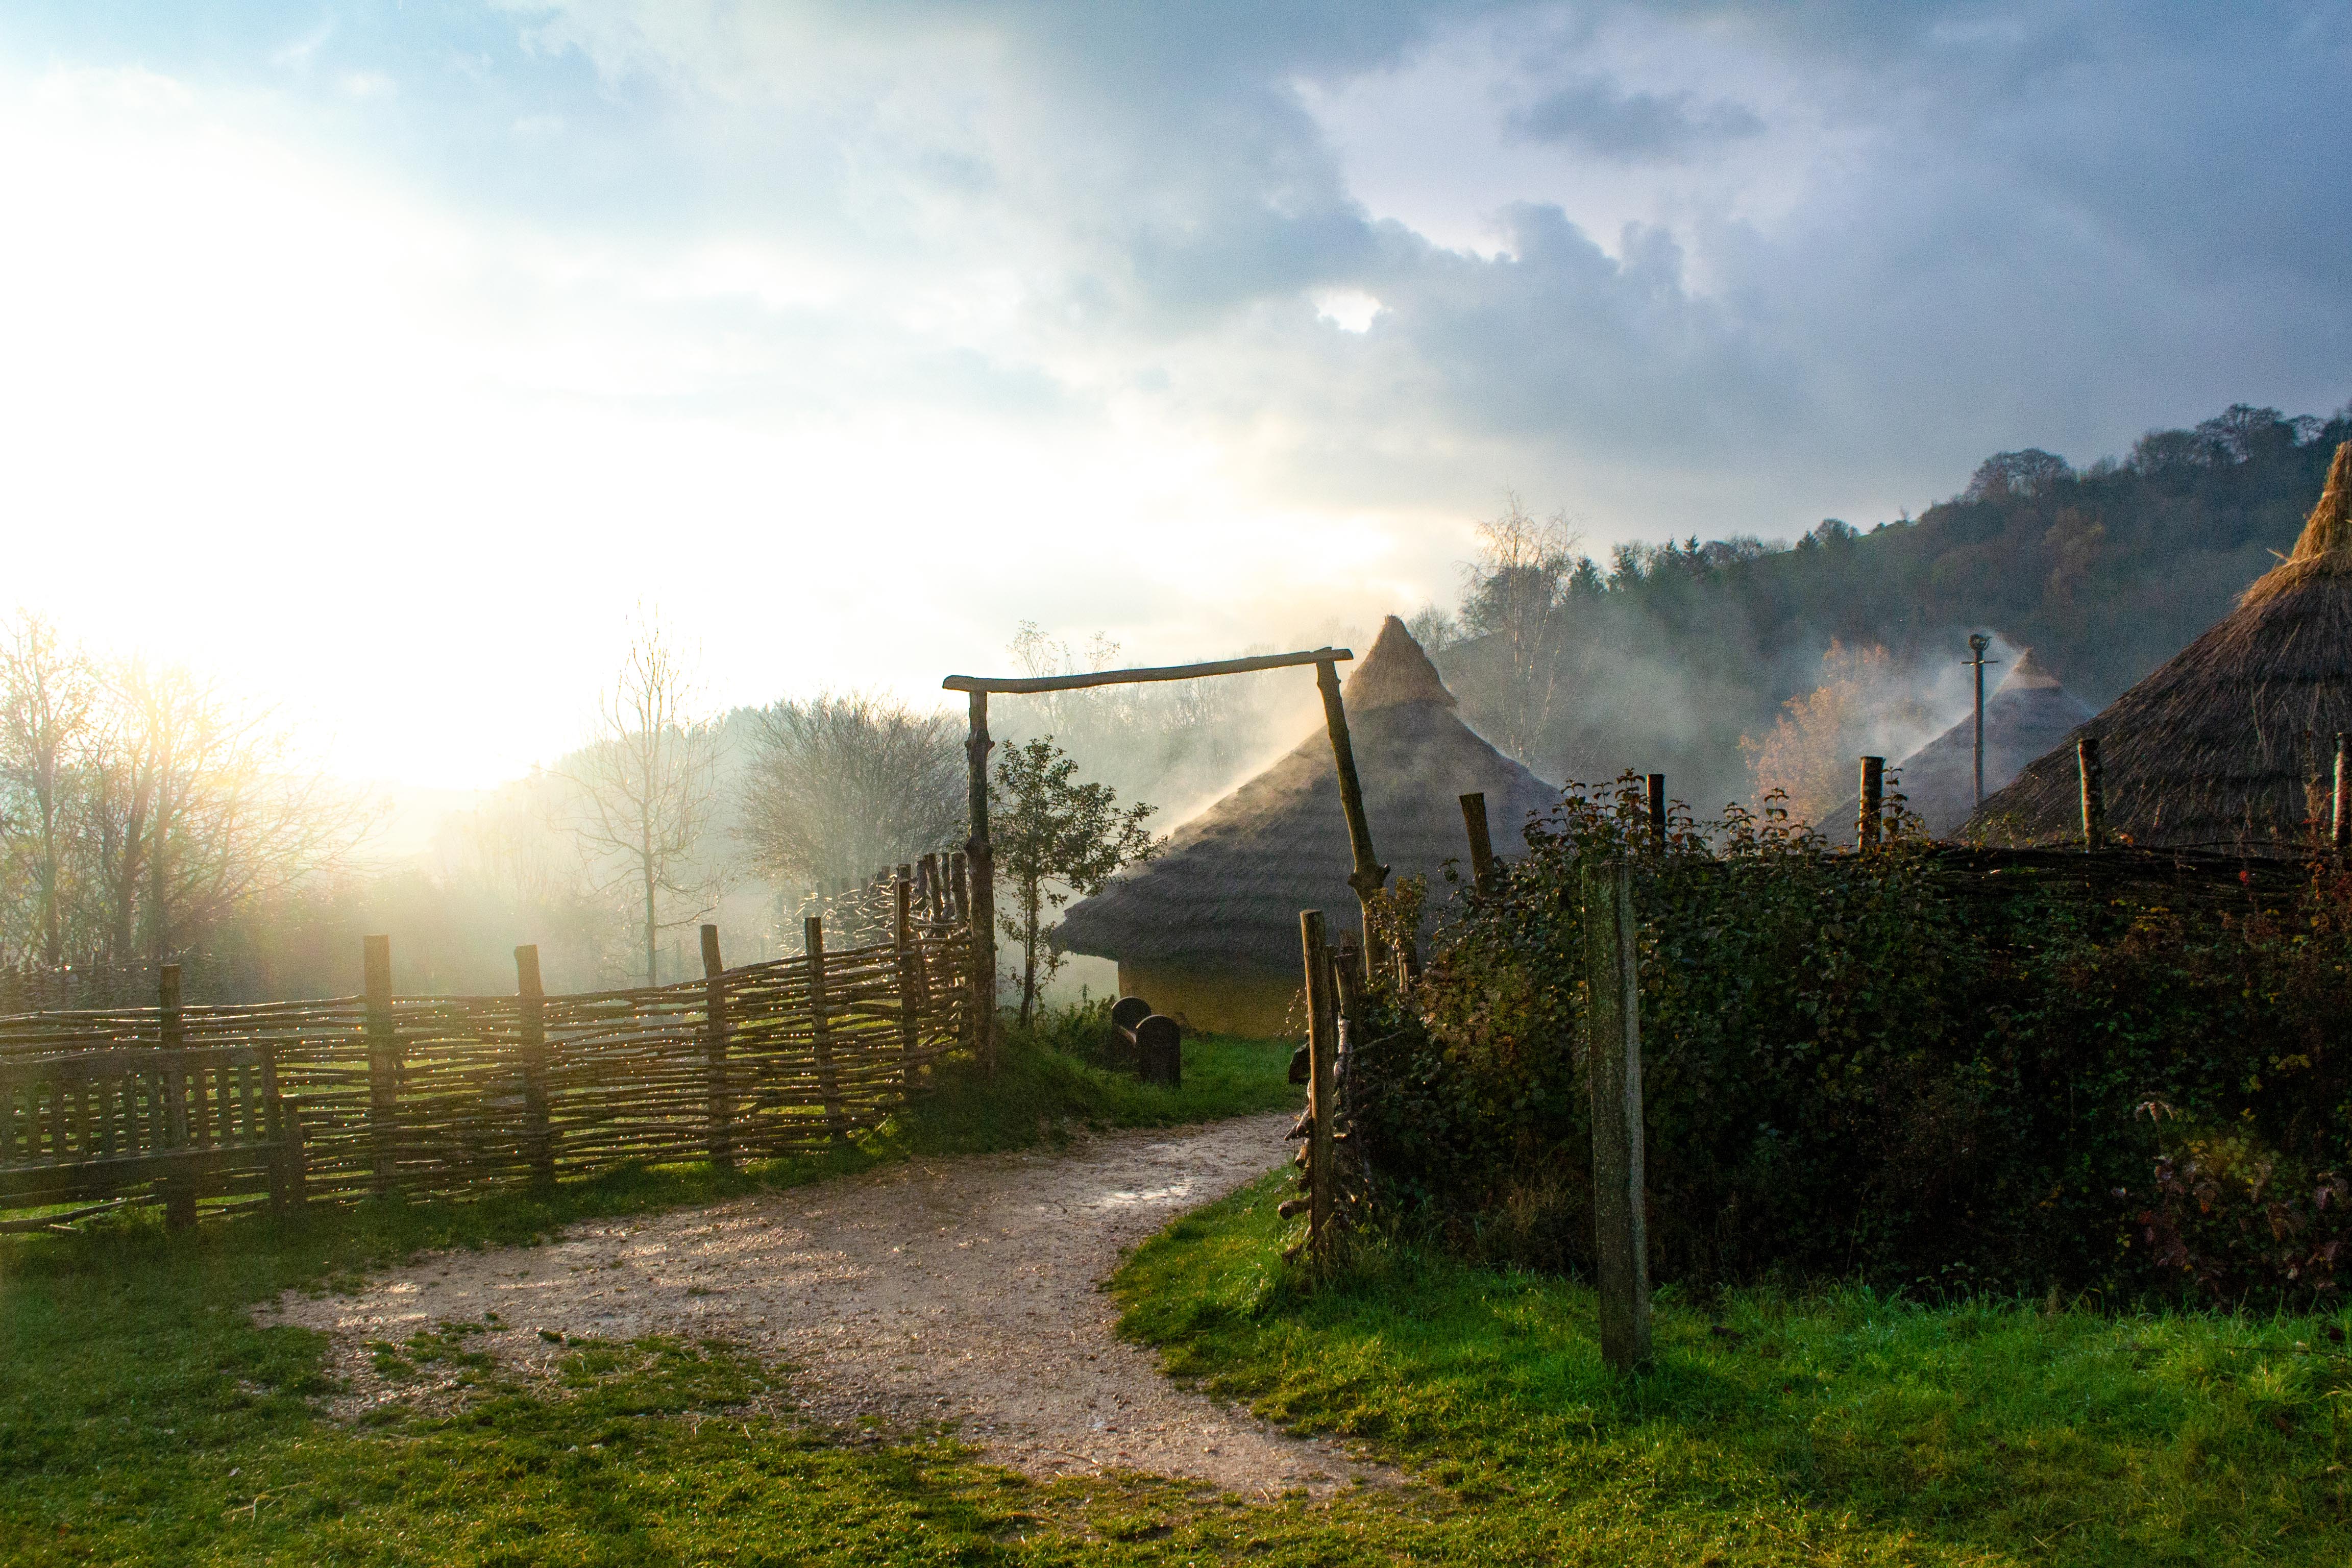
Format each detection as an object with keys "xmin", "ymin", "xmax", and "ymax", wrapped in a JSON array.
[
  {"xmin": 1419, "ymin": 399, "xmax": 2352, "ymax": 816},
  {"xmin": 0, "ymin": 614, "xmax": 1162, "ymax": 1008}
]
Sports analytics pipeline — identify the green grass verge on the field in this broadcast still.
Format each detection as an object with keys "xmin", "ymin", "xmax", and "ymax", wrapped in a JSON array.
[
  {"xmin": 1109, "ymin": 1170, "xmax": 2352, "ymax": 1565},
  {"xmin": 0, "ymin": 1031, "xmax": 1301, "ymax": 1566}
]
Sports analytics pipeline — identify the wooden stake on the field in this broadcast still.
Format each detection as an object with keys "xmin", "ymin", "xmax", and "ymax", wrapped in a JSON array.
[
  {"xmin": 2078, "ymin": 735, "xmax": 2106, "ymax": 850},
  {"xmin": 1857, "ymin": 757, "xmax": 1884, "ymax": 850},
  {"xmin": 2333, "ymin": 734, "xmax": 2347, "ymax": 854},
  {"xmin": 963, "ymin": 688, "xmax": 997, "ymax": 1075},
  {"xmin": 894, "ymin": 876, "xmax": 922, "ymax": 1085},
  {"xmin": 1646, "ymin": 773, "xmax": 1667, "ymax": 850},
  {"xmin": 515, "ymin": 944, "xmax": 554, "ymax": 1186},
  {"xmin": 364, "ymin": 934, "xmax": 396, "ymax": 1198},
  {"xmin": 1332, "ymin": 938, "xmax": 1364, "ymax": 1033},
  {"xmin": 700, "ymin": 924, "xmax": 733, "ymax": 1171},
  {"xmin": 919, "ymin": 852, "xmax": 943, "ymax": 922},
  {"xmin": 806, "ymin": 916, "xmax": 849, "ymax": 1142},
  {"xmin": 1459, "ymin": 792, "xmax": 1496, "ymax": 889},
  {"xmin": 1299, "ymin": 909, "xmax": 1337, "ymax": 1269},
  {"xmin": 158, "ymin": 963, "xmax": 195, "ymax": 1229},
  {"xmin": 1582, "ymin": 860, "xmax": 1650, "ymax": 1371}
]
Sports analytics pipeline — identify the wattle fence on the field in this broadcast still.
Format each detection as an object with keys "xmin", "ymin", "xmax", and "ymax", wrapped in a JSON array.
[{"xmin": 0, "ymin": 913, "xmax": 972, "ymax": 1220}]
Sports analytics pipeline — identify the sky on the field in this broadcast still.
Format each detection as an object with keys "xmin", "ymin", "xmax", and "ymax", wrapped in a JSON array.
[{"xmin": 3, "ymin": 2, "xmax": 2347, "ymax": 788}]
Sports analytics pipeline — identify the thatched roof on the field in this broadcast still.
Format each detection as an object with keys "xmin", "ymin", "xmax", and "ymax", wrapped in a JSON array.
[
  {"xmin": 1056, "ymin": 616, "xmax": 1556, "ymax": 972},
  {"xmin": 1879, "ymin": 651, "xmax": 2092, "ymax": 836},
  {"xmin": 1964, "ymin": 442, "xmax": 2352, "ymax": 849}
]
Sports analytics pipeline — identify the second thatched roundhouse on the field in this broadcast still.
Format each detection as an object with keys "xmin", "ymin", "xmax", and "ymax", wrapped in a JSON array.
[
  {"xmin": 1880, "ymin": 650, "xmax": 2093, "ymax": 836},
  {"xmin": 1055, "ymin": 617, "xmax": 1555, "ymax": 1036},
  {"xmin": 1965, "ymin": 441, "xmax": 2352, "ymax": 849}
]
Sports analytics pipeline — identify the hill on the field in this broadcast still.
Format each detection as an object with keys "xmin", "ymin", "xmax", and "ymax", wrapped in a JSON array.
[{"xmin": 1431, "ymin": 400, "xmax": 2352, "ymax": 814}]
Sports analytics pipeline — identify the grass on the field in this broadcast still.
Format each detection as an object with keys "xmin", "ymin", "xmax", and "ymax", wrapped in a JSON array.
[
  {"xmin": 1107, "ymin": 1170, "xmax": 2352, "ymax": 1565},
  {"xmin": 0, "ymin": 1027, "xmax": 1301, "ymax": 1566},
  {"xmin": 16, "ymin": 1016, "xmax": 2347, "ymax": 1564}
]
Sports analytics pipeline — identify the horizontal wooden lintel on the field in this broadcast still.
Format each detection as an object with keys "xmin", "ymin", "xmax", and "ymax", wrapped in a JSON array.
[{"xmin": 943, "ymin": 646, "xmax": 1351, "ymax": 695}]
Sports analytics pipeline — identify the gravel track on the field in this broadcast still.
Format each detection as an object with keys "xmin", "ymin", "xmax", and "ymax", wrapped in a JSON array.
[{"xmin": 266, "ymin": 1112, "xmax": 1384, "ymax": 1495}]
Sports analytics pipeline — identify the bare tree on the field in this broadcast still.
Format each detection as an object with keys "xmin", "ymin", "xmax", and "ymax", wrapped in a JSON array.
[
  {"xmin": 109, "ymin": 662, "xmax": 371, "ymax": 961},
  {"xmin": 0, "ymin": 615, "xmax": 96, "ymax": 965},
  {"xmin": 739, "ymin": 691, "xmax": 963, "ymax": 894},
  {"xmin": 564, "ymin": 614, "xmax": 723, "ymax": 986},
  {"xmin": 1460, "ymin": 495, "xmax": 1577, "ymax": 765}
]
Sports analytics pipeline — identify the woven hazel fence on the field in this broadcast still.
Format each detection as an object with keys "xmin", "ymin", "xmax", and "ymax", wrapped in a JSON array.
[{"xmin": 0, "ymin": 911, "xmax": 973, "ymax": 1214}]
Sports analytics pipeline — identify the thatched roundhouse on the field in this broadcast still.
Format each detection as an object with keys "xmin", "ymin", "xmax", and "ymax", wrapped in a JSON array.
[
  {"xmin": 1964, "ymin": 442, "xmax": 2352, "ymax": 849},
  {"xmin": 1056, "ymin": 617, "xmax": 1555, "ymax": 1036},
  {"xmin": 1877, "ymin": 650, "xmax": 2092, "ymax": 836}
]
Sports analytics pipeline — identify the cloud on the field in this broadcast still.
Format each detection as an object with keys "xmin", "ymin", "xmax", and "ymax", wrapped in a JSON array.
[
  {"xmin": 4, "ymin": 1, "xmax": 2351, "ymax": 789},
  {"xmin": 1504, "ymin": 74, "xmax": 1764, "ymax": 161}
]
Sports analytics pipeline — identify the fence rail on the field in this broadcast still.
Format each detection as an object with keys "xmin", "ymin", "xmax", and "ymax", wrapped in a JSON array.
[{"xmin": 0, "ymin": 917, "xmax": 972, "ymax": 1216}]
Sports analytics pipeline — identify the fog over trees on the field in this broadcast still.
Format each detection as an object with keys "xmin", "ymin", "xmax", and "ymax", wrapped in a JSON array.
[
  {"xmin": 1424, "ymin": 398, "xmax": 2352, "ymax": 819},
  {"xmin": 3, "ymin": 396, "xmax": 2343, "ymax": 998}
]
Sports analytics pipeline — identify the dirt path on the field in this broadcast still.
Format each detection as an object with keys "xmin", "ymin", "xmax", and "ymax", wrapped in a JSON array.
[{"xmin": 266, "ymin": 1113, "xmax": 1382, "ymax": 1494}]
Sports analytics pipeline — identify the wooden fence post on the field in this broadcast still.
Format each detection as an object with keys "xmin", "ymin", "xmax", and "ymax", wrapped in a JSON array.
[
  {"xmin": 805, "ymin": 916, "xmax": 850, "ymax": 1143},
  {"xmin": 158, "ymin": 963, "xmax": 195, "ymax": 1229},
  {"xmin": 2335, "ymin": 733, "xmax": 2349, "ymax": 855},
  {"xmin": 1646, "ymin": 773, "xmax": 1668, "ymax": 850},
  {"xmin": 964, "ymin": 690, "xmax": 998, "ymax": 1074},
  {"xmin": 894, "ymin": 875, "xmax": 922, "ymax": 1085},
  {"xmin": 1459, "ymin": 792, "xmax": 1496, "ymax": 889},
  {"xmin": 1857, "ymin": 757, "xmax": 1884, "ymax": 850},
  {"xmin": 364, "ymin": 935, "xmax": 396, "ymax": 1197},
  {"xmin": 1298, "ymin": 910, "xmax": 1337, "ymax": 1269},
  {"xmin": 699, "ymin": 925, "xmax": 734, "ymax": 1171},
  {"xmin": 1582, "ymin": 859, "xmax": 1650, "ymax": 1371},
  {"xmin": 514, "ymin": 945, "xmax": 554, "ymax": 1187},
  {"xmin": 2078, "ymin": 736, "xmax": 2106, "ymax": 850}
]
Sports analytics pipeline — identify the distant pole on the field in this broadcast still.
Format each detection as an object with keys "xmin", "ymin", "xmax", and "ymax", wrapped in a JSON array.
[
  {"xmin": 1965, "ymin": 634, "xmax": 1998, "ymax": 807},
  {"xmin": 1857, "ymin": 756, "xmax": 1885, "ymax": 850}
]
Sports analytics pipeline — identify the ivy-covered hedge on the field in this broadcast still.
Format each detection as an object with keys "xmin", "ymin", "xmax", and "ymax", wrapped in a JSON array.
[{"xmin": 1354, "ymin": 776, "xmax": 2352, "ymax": 1303}]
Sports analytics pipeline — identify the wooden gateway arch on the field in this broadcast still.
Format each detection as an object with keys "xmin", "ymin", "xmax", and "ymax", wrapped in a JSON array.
[{"xmin": 942, "ymin": 645, "xmax": 1385, "ymax": 1067}]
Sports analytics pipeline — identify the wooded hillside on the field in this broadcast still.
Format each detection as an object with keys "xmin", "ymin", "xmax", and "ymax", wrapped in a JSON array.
[{"xmin": 1431, "ymin": 400, "xmax": 2352, "ymax": 813}]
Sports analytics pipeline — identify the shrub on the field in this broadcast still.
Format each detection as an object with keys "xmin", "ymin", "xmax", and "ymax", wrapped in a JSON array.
[{"xmin": 1353, "ymin": 774, "xmax": 2352, "ymax": 1303}]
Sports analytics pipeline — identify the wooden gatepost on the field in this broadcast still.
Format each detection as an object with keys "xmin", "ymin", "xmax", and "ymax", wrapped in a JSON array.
[{"xmin": 942, "ymin": 644, "xmax": 1374, "ymax": 1071}]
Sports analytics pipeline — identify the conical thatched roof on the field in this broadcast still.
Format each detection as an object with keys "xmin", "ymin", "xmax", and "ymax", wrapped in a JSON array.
[
  {"xmin": 1879, "ymin": 651, "xmax": 2093, "ymax": 836},
  {"xmin": 1057, "ymin": 616, "xmax": 1556, "ymax": 971},
  {"xmin": 1964, "ymin": 442, "xmax": 2352, "ymax": 849}
]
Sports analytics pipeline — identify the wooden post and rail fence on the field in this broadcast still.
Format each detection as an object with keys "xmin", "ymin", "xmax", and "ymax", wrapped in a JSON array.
[{"xmin": 0, "ymin": 891, "xmax": 972, "ymax": 1231}]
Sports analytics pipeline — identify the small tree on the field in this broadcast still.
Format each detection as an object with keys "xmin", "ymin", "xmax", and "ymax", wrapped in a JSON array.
[
  {"xmin": 1460, "ymin": 495, "xmax": 1577, "ymax": 765},
  {"xmin": 1738, "ymin": 639, "xmax": 1932, "ymax": 827},
  {"xmin": 0, "ymin": 615, "xmax": 96, "ymax": 965},
  {"xmin": 991, "ymin": 736, "xmax": 1160, "ymax": 1027},
  {"xmin": 564, "ymin": 613, "xmax": 723, "ymax": 986}
]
